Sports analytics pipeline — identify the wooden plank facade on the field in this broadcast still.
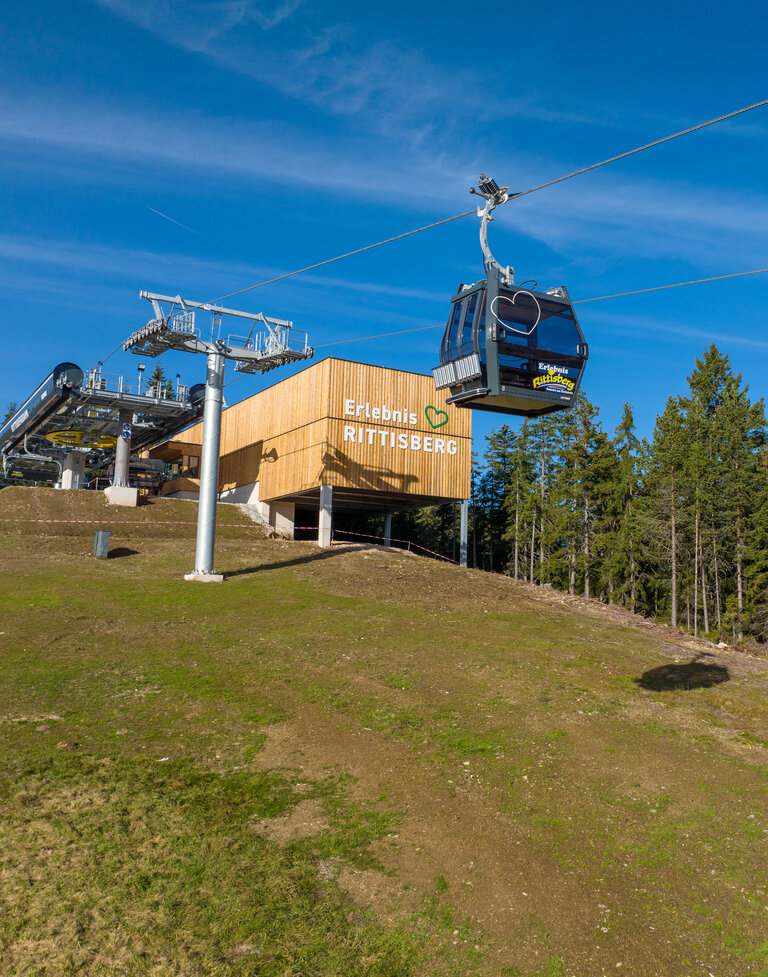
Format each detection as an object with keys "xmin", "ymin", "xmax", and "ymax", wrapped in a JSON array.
[{"xmin": 158, "ymin": 358, "xmax": 471, "ymax": 508}]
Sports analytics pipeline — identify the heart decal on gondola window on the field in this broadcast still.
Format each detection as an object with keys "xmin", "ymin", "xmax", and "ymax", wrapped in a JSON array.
[
  {"xmin": 425, "ymin": 406, "xmax": 449, "ymax": 429},
  {"xmin": 491, "ymin": 290, "xmax": 541, "ymax": 337}
]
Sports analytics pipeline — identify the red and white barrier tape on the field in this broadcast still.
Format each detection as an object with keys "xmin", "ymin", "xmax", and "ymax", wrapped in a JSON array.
[
  {"xmin": 0, "ymin": 518, "xmax": 459, "ymax": 563},
  {"xmin": 0, "ymin": 518, "xmax": 259, "ymax": 528},
  {"xmin": 329, "ymin": 528, "xmax": 458, "ymax": 564}
]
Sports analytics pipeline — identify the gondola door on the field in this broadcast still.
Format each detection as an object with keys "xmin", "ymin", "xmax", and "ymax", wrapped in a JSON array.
[{"xmin": 484, "ymin": 271, "xmax": 501, "ymax": 404}]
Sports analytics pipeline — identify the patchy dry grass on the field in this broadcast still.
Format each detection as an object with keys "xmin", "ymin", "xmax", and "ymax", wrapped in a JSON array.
[{"xmin": 3, "ymin": 488, "xmax": 768, "ymax": 976}]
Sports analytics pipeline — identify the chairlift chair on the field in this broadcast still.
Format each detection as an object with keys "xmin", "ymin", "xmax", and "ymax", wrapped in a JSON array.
[{"xmin": 432, "ymin": 176, "xmax": 588, "ymax": 417}]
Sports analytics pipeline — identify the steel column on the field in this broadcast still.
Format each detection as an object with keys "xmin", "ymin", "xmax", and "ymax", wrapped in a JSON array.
[
  {"xmin": 112, "ymin": 409, "xmax": 133, "ymax": 487},
  {"xmin": 193, "ymin": 351, "xmax": 226, "ymax": 574},
  {"xmin": 384, "ymin": 512, "xmax": 392, "ymax": 547},
  {"xmin": 460, "ymin": 499, "xmax": 469, "ymax": 567}
]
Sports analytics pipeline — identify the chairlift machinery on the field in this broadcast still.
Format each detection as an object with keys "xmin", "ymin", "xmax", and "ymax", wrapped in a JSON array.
[
  {"xmin": 0, "ymin": 362, "xmax": 84, "ymax": 456},
  {"xmin": 433, "ymin": 175, "xmax": 588, "ymax": 416},
  {"xmin": 0, "ymin": 360, "xmax": 206, "ymax": 485}
]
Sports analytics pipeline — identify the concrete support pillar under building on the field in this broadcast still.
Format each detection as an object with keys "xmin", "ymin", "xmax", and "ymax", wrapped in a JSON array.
[
  {"xmin": 269, "ymin": 501, "xmax": 295, "ymax": 538},
  {"xmin": 384, "ymin": 512, "xmax": 392, "ymax": 547},
  {"xmin": 61, "ymin": 451, "xmax": 85, "ymax": 490},
  {"xmin": 459, "ymin": 499, "xmax": 469, "ymax": 568},
  {"xmin": 318, "ymin": 484, "xmax": 333, "ymax": 548}
]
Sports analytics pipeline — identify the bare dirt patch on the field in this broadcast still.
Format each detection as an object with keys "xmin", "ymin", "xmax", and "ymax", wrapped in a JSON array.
[
  {"xmin": 0, "ymin": 713, "xmax": 62, "ymax": 723},
  {"xmin": 250, "ymin": 798, "xmax": 329, "ymax": 845},
  {"xmin": 253, "ymin": 713, "xmax": 612, "ymax": 974}
]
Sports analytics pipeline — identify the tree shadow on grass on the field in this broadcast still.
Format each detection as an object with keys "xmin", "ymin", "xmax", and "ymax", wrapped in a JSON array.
[
  {"xmin": 224, "ymin": 545, "xmax": 355, "ymax": 579},
  {"xmin": 635, "ymin": 654, "xmax": 730, "ymax": 691}
]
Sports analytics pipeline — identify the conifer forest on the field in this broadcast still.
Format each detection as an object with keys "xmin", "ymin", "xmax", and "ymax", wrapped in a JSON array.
[{"xmin": 387, "ymin": 344, "xmax": 768, "ymax": 644}]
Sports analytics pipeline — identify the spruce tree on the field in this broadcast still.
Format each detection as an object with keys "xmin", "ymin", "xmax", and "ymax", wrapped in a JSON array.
[
  {"xmin": 563, "ymin": 393, "xmax": 611, "ymax": 599},
  {"xmin": 746, "ymin": 472, "xmax": 768, "ymax": 639},
  {"xmin": 541, "ymin": 404, "xmax": 579, "ymax": 593},
  {"xmin": 681, "ymin": 345, "xmax": 753, "ymax": 637},
  {"xmin": 722, "ymin": 382, "xmax": 768, "ymax": 639},
  {"xmin": 525, "ymin": 412, "xmax": 564, "ymax": 585},
  {"xmin": 477, "ymin": 424, "xmax": 517, "ymax": 571},
  {"xmin": 604, "ymin": 404, "xmax": 642, "ymax": 609},
  {"xmin": 503, "ymin": 421, "xmax": 535, "ymax": 580},
  {"xmin": 642, "ymin": 396, "xmax": 685, "ymax": 626},
  {"xmin": 148, "ymin": 363, "xmax": 170, "ymax": 398}
]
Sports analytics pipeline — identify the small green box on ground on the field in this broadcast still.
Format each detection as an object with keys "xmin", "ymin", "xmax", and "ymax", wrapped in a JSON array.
[{"xmin": 93, "ymin": 530, "xmax": 110, "ymax": 559}]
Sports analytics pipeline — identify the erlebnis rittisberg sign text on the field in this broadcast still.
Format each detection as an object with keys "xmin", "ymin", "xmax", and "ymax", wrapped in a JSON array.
[{"xmin": 342, "ymin": 398, "xmax": 458, "ymax": 456}]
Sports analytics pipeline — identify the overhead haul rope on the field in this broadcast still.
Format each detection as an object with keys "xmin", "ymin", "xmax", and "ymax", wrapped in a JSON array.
[
  {"xmin": 572, "ymin": 266, "xmax": 768, "ymax": 304},
  {"xmin": 501, "ymin": 98, "xmax": 768, "ymax": 201},
  {"xmin": 90, "ymin": 340, "xmax": 128, "ymax": 372},
  {"xmin": 308, "ymin": 266, "xmax": 768, "ymax": 351},
  {"xmin": 97, "ymin": 98, "xmax": 768, "ymax": 374},
  {"xmin": 209, "ymin": 210, "xmax": 477, "ymax": 303},
  {"xmin": 221, "ymin": 265, "xmax": 768, "ymax": 380},
  {"xmin": 211, "ymin": 98, "xmax": 768, "ymax": 304}
]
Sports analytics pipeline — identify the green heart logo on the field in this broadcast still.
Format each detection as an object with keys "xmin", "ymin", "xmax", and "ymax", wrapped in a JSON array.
[{"xmin": 425, "ymin": 405, "xmax": 449, "ymax": 429}]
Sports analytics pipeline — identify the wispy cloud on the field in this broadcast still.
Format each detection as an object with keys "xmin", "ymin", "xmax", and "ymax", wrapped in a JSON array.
[
  {"xmin": 90, "ymin": 1, "xmax": 476, "ymax": 133},
  {"xmin": 249, "ymin": 0, "xmax": 308, "ymax": 30},
  {"xmin": 0, "ymin": 232, "xmax": 448, "ymax": 305},
  {"xmin": 92, "ymin": 0, "xmax": 308, "ymax": 42},
  {"xmin": 87, "ymin": 0, "xmax": 615, "ymax": 146},
  {"xmin": 0, "ymin": 91, "xmax": 474, "ymax": 207},
  {"xmin": 91, "ymin": 0, "xmax": 258, "ymax": 51},
  {"xmin": 587, "ymin": 308, "xmax": 768, "ymax": 353},
  {"xmin": 493, "ymin": 173, "xmax": 768, "ymax": 272},
  {"xmin": 0, "ymin": 231, "xmax": 449, "ymax": 381},
  {"xmin": 89, "ymin": 0, "xmax": 768, "ymax": 155},
  {"xmin": 2, "ymin": 83, "xmax": 767, "ymax": 279}
]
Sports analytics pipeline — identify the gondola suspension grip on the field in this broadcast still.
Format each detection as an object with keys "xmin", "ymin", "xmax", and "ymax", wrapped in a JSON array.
[{"xmin": 472, "ymin": 179, "xmax": 514, "ymax": 286}]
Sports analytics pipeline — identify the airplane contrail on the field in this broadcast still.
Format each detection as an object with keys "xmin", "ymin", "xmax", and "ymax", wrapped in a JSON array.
[{"xmin": 148, "ymin": 207, "xmax": 200, "ymax": 235}]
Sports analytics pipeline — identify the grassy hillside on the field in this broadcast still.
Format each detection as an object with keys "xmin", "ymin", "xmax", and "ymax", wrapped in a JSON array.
[{"xmin": 2, "ymin": 487, "xmax": 768, "ymax": 977}]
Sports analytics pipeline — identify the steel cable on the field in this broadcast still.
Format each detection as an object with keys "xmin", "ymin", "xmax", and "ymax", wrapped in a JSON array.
[
  {"xmin": 308, "ymin": 266, "xmax": 768, "ymax": 351},
  {"xmin": 211, "ymin": 98, "xmax": 768, "ymax": 304},
  {"xmin": 99, "ymin": 98, "xmax": 768, "ymax": 377}
]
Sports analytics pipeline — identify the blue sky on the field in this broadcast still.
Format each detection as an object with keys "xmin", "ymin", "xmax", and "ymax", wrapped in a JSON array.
[{"xmin": 2, "ymin": 0, "xmax": 767, "ymax": 451}]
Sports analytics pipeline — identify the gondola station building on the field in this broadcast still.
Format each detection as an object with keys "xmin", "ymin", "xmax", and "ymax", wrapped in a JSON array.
[{"xmin": 150, "ymin": 358, "xmax": 472, "ymax": 548}]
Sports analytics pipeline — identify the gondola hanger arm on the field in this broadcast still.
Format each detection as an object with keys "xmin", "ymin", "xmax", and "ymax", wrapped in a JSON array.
[{"xmin": 470, "ymin": 174, "xmax": 514, "ymax": 286}]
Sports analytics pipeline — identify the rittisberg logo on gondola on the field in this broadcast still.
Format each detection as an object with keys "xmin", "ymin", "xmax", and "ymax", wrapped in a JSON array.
[
  {"xmin": 533, "ymin": 363, "xmax": 576, "ymax": 393},
  {"xmin": 342, "ymin": 398, "xmax": 458, "ymax": 456}
]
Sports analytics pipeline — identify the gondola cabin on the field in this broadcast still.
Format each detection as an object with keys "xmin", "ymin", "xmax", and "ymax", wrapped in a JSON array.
[{"xmin": 432, "ymin": 279, "xmax": 588, "ymax": 417}]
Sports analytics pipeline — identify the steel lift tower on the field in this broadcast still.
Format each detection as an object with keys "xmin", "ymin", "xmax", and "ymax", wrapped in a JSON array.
[{"xmin": 123, "ymin": 292, "xmax": 314, "ymax": 582}]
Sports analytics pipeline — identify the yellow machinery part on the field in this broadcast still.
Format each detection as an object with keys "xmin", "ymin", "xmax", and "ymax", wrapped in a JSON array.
[
  {"xmin": 46, "ymin": 429, "xmax": 84, "ymax": 446},
  {"xmin": 46, "ymin": 430, "xmax": 117, "ymax": 449}
]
